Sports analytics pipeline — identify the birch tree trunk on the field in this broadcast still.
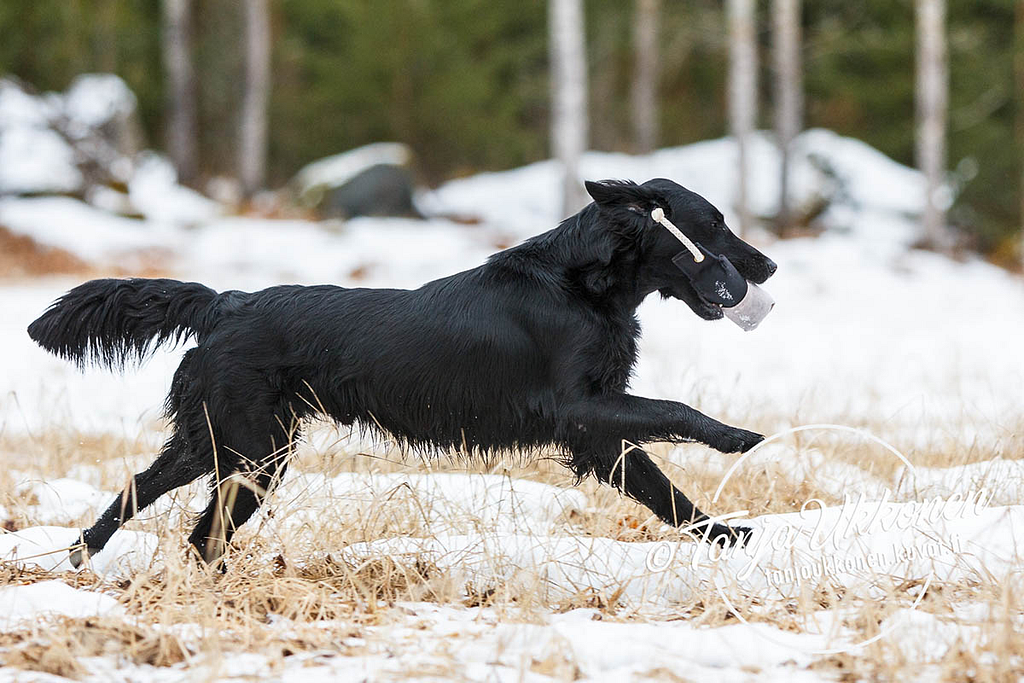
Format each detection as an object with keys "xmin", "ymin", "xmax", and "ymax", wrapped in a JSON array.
[
  {"xmin": 162, "ymin": 0, "xmax": 198, "ymax": 185},
  {"xmin": 239, "ymin": 0, "xmax": 271, "ymax": 198},
  {"xmin": 632, "ymin": 0, "xmax": 660, "ymax": 154},
  {"xmin": 773, "ymin": 0, "xmax": 802, "ymax": 234},
  {"xmin": 549, "ymin": 0, "xmax": 589, "ymax": 217},
  {"xmin": 915, "ymin": 0, "xmax": 949, "ymax": 251},
  {"xmin": 728, "ymin": 0, "xmax": 757, "ymax": 238}
]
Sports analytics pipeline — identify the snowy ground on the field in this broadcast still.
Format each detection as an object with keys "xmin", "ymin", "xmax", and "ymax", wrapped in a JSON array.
[{"xmin": 0, "ymin": 130, "xmax": 1022, "ymax": 681}]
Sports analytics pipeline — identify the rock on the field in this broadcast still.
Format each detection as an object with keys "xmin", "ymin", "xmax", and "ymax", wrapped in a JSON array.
[{"xmin": 293, "ymin": 142, "xmax": 421, "ymax": 219}]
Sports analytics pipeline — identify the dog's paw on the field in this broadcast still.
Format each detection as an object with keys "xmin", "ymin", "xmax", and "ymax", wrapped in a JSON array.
[
  {"xmin": 68, "ymin": 546, "xmax": 102, "ymax": 569},
  {"xmin": 712, "ymin": 428, "xmax": 764, "ymax": 454}
]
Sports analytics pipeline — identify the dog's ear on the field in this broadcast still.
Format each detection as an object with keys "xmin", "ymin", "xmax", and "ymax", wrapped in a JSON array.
[{"xmin": 584, "ymin": 179, "xmax": 661, "ymax": 217}]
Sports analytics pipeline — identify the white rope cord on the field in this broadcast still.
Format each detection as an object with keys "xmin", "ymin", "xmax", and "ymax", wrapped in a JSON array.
[{"xmin": 651, "ymin": 207, "xmax": 703, "ymax": 263}]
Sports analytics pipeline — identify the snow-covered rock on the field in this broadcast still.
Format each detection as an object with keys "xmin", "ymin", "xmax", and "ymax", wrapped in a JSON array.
[
  {"xmin": 293, "ymin": 142, "xmax": 418, "ymax": 219},
  {"xmin": 294, "ymin": 142, "xmax": 413, "ymax": 198}
]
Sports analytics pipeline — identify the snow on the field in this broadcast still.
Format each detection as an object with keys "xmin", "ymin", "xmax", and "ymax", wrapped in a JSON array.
[
  {"xmin": 0, "ymin": 196, "xmax": 179, "ymax": 263},
  {"xmin": 897, "ymin": 458, "xmax": 1024, "ymax": 504},
  {"xmin": 0, "ymin": 526, "xmax": 159, "ymax": 577},
  {"xmin": 336, "ymin": 498, "xmax": 1024, "ymax": 611},
  {"xmin": 127, "ymin": 152, "xmax": 222, "ymax": 226},
  {"xmin": 796, "ymin": 128, "xmax": 927, "ymax": 217},
  {"xmin": 422, "ymin": 128, "xmax": 928, "ymax": 250},
  {"xmin": 62, "ymin": 73, "xmax": 137, "ymax": 137},
  {"xmin": 0, "ymin": 80, "xmax": 56, "ymax": 129},
  {"xmin": 513, "ymin": 616, "xmax": 822, "ymax": 673},
  {"xmin": 14, "ymin": 477, "xmax": 112, "ymax": 524},
  {"xmin": 0, "ymin": 74, "xmax": 224, "ymax": 228},
  {"xmin": 0, "ymin": 79, "xmax": 82, "ymax": 195},
  {"xmin": 4, "ymin": 465, "xmax": 1018, "ymax": 675},
  {"xmin": 0, "ymin": 580, "xmax": 122, "ymax": 630},
  {"xmin": 268, "ymin": 472, "xmax": 587, "ymax": 537},
  {"xmin": 0, "ymin": 115, "xmax": 1021, "ymax": 680},
  {"xmin": 0, "ymin": 127, "xmax": 83, "ymax": 195}
]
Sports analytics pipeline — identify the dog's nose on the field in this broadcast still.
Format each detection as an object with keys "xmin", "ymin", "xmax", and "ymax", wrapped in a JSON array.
[{"xmin": 764, "ymin": 258, "xmax": 778, "ymax": 277}]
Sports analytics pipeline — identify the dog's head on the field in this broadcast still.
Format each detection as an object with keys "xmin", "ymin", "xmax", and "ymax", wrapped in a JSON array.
[{"xmin": 584, "ymin": 178, "xmax": 777, "ymax": 320}]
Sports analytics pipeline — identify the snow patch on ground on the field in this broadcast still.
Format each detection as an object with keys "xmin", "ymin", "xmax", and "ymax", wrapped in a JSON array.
[
  {"xmin": 14, "ymin": 477, "xmax": 112, "ymax": 524},
  {"xmin": 0, "ymin": 580, "xmax": 122, "ymax": 630},
  {"xmin": 0, "ymin": 526, "xmax": 158, "ymax": 577},
  {"xmin": 128, "ymin": 152, "xmax": 223, "ymax": 226},
  {"xmin": 0, "ymin": 196, "xmax": 179, "ymax": 262}
]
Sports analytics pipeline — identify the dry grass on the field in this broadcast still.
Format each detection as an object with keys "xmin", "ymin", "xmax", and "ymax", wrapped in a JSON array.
[
  {"xmin": 0, "ymin": 226, "xmax": 176, "ymax": 281},
  {"xmin": 0, "ymin": 411, "xmax": 1022, "ymax": 680}
]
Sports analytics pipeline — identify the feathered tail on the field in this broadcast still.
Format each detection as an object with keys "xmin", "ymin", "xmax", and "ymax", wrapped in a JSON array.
[{"xmin": 27, "ymin": 278, "xmax": 220, "ymax": 369}]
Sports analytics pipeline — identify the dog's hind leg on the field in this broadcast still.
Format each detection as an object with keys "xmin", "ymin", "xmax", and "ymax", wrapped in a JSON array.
[
  {"xmin": 187, "ymin": 450, "xmax": 291, "ymax": 565},
  {"xmin": 567, "ymin": 441, "xmax": 750, "ymax": 544},
  {"xmin": 72, "ymin": 430, "xmax": 208, "ymax": 567},
  {"xmin": 185, "ymin": 398, "xmax": 300, "ymax": 565}
]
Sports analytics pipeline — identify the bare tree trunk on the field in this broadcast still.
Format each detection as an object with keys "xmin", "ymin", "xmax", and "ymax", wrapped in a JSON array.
[
  {"xmin": 549, "ymin": 0, "xmax": 589, "ymax": 217},
  {"xmin": 632, "ymin": 0, "xmax": 660, "ymax": 154},
  {"xmin": 915, "ymin": 0, "xmax": 949, "ymax": 251},
  {"xmin": 162, "ymin": 0, "xmax": 198, "ymax": 185},
  {"xmin": 728, "ymin": 0, "xmax": 757, "ymax": 238},
  {"xmin": 773, "ymin": 0, "xmax": 802, "ymax": 235},
  {"xmin": 239, "ymin": 0, "xmax": 271, "ymax": 198}
]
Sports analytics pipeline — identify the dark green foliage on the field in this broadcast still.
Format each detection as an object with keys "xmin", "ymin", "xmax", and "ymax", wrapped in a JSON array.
[
  {"xmin": 803, "ymin": 0, "xmax": 1019, "ymax": 252},
  {"xmin": 0, "ymin": 0, "xmax": 1019, "ymax": 252}
]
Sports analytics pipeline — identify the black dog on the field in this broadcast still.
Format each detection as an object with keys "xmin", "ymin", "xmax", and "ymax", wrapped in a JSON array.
[{"xmin": 28, "ymin": 178, "xmax": 776, "ymax": 566}]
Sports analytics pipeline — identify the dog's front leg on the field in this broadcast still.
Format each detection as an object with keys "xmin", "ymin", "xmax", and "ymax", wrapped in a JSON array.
[
  {"xmin": 562, "ymin": 394, "xmax": 763, "ymax": 453},
  {"xmin": 566, "ymin": 440, "xmax": 751, "ymax": 543}
]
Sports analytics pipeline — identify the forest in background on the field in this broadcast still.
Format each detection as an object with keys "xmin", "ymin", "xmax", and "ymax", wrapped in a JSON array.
[{"xmin": 0, "ymin": 0, "xmax": 1020, "ymax": 255}]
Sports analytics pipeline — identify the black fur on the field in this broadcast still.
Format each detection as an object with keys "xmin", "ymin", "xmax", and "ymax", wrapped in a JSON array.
[{"xmin": 28, "ymin": 178, "xmax": 777, "ymax": 565}]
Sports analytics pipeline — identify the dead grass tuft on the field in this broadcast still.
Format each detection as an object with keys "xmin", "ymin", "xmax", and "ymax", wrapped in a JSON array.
[
  {"xmin": 0, "ymin": 226, "xmax": 90, "ymax": 278},
  {"xmin": 0, "ymin": 412, "xmax": 1022, "ymax": 679}
]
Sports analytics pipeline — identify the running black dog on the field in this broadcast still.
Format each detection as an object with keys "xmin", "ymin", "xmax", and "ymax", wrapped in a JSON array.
[{"xmin": 28, "ymin": 178, "xmax": 776, "ymax": 566}]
